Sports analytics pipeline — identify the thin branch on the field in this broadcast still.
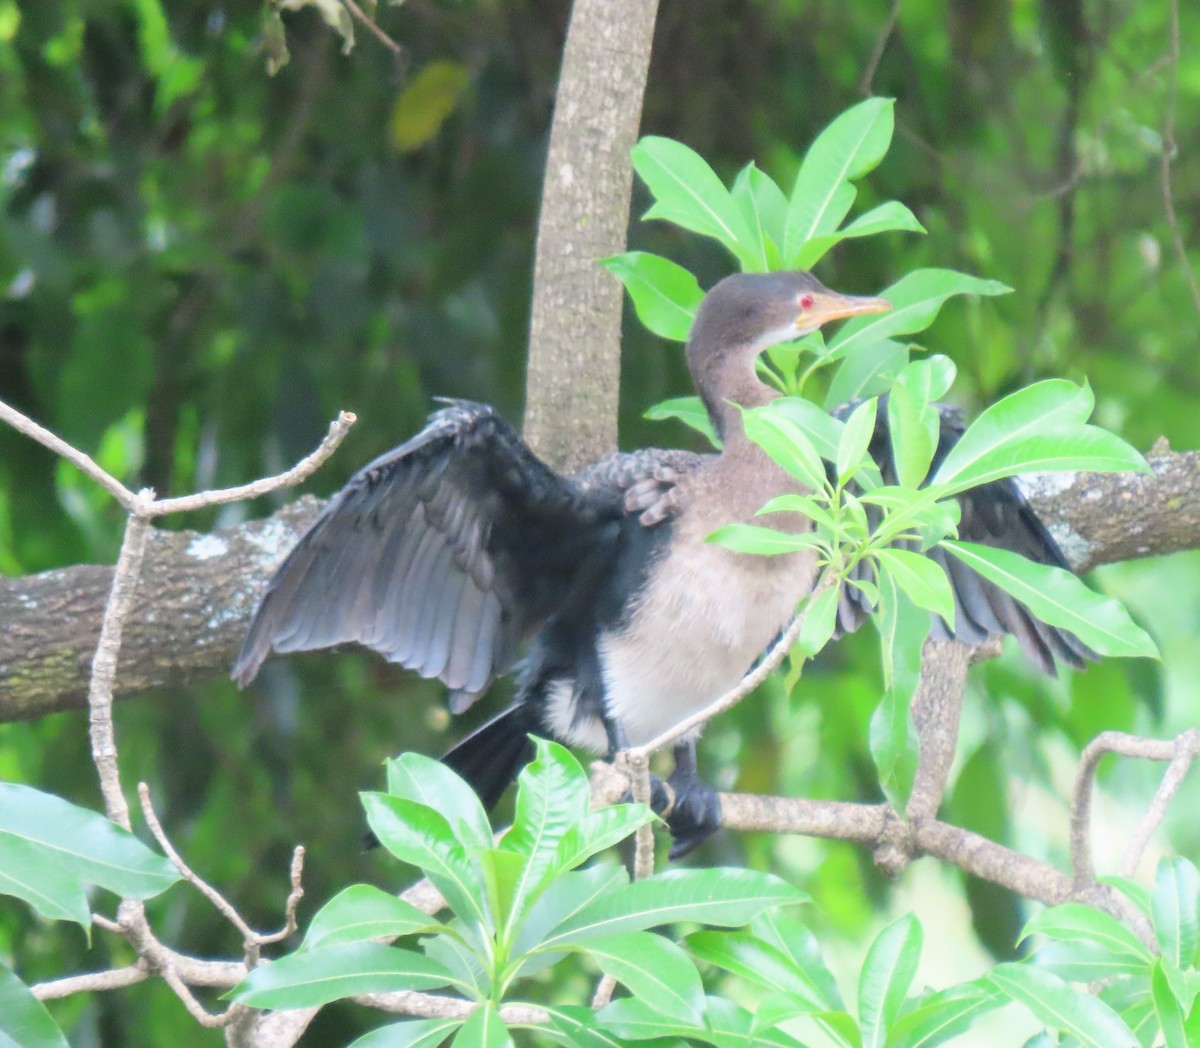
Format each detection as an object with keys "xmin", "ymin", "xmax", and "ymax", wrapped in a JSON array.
[
  {"xmin": 342, "ymin": 0, "xmax": 405, "ymax": 59},
  {"xmin": 1120, "ymin": 728, "xmax": 1200, "ymax": 877},
  {"xmin": 351, "ymin": 990, "xmax": 549, "ymax": 1026},
  {"xmin": 1159, "ymin": 0, "xmax": 1200, "ymax": 321},
  {"xmin": 33, "ymin": 965, "xmax": 148, "ymax": 1000},
  {"xmin": 0, "ymin": 398, "xmax": 140, "ymax": 511},
  {"xmin": 148, "ymin": 412, "xmax": 356, "ymax": 516},
  {"xmin": 160, "ymin": 965, "xmax": 235, "ymax": 1028},
  {"xmin": 859, "ymin": 0, "xmax": 902, "ymax": 95},
  {"xmin": 254, "ymin": 846, "xmax": 307, "ymax": 948}
]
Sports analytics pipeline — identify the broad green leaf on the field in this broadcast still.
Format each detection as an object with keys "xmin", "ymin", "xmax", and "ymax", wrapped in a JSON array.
[
  {"xmin": 499, "ymin": 739, "xmax": 590, "ymax": 940},
  {"xmin": 232, "ymin": 942, "xmax": 454, "ymax": 1009},
  {"xmin": 452, "ymin": 1003, "xmax": 512, "ymax": 1048},
  {"xmin": 895, "ymin": 355, "xmax": 957, "ymax": 404},
  {"xmin": 540, "ymin": 1004, "xmax": 632, "ymax": 1047},
  {"xmin": 939, "ymin": 542, "xmax": 1159, "ymax": 658},
  {"xmin": 1033, "ymin": 941, "xmax": 1150, "ymax": 982},
  {"xmin": 731, "ymin": 163, "xmax": 788, "ymax": 271},
  {"xmin": 886, "ymin": 375, "xmax": 936, "ymax": 488},
  {"xmin": 596, "ymin": 996, "xmax": 707, "ymax": 1041},
  {"xmin": 1152, "ymin": 857, "xmax": 1200, "ymax": 968},
  {"xmin": 810, "ymin": 1009, "xmax": 863, "ymax": 1048},
  {"xmin": 876, "ymin": 549, "xmax": 955, "ymax": 624},
  {"xmin": 0, "ymin": 783, "xmax": 178, "ymax": 902},
  {"xmin": 987, "ymin": 963, "xmax": 1138, "ymax": 1047},
  {"xmin": 0, "ymin": 962, "xmax": 69, "ymax": 1048},
  {"xmin": 425, "ymin": 926, "xmax": 490, "ymax": 998},
  {"xmin": 385, "ymin": 752, "xmax": 492, "ymax": 850},
  {"xmin": 0, "ymin": 833, "xmax": 91, "ymax": 928},
  {"xmin": 578, "ymin": 932, "xmax": 704, "ymax": 1024},
  {"xmin": 686, "ymin": 930, "xmax": 832, "ymax": 1010},
  {"xmin": 886, "ymin": 983, "xmax": 1001, "ymax": 1048},
  {"xmin": 784, "ymin": 97, "xmax": 895, "ymax": 261},
  {"xmin": 825, "ymin": 340, "xmax": 910, "ymax": 410},
  {"xmin": 602, "ymin": 252, "xmax": 704, "ymax": 342},
  {"xmin": 302, "ymin": 885, "xmax": 445, "ymax": 951},
  {"xmin": 349, "ymin": 1017, "xmax": 463, "ymax": 1048},
  {"xmin": 869, "ymin": 576, "xmax": 924, "ymax": 810},
  {"xmin": 645, "ymin": 396, "xmax": 721, "ymax": 448},
  {"xmin": 752, "ymin": 911, "xmax": 844, "ymax": 1010},
  {"xmin": 742, "ymin": 406, "xmax": 828, "ymax": 490},
  {"xmin": 478, "ymin": 847, "xmax": 526, "ymax": 940},
  {"xmin": 704, "ymin": 996, "xmax": 810, "ymax": 1046},
  {"xmin": 757, "ymin": 493, "xmax": 838, "ymax": 530},
  {"xmin": 632, "ymin": 136, "xmax": 753, "ymax": 261},
  {"xmin": 793, "ymin": 200, "xmax": 925, "ymax": 270},
  {"xmin": 551, "ymin": 804, "xmax": 656, "ymax": 875},
  {"xmin": 799, "ymin": 585, "xmax": 839, "ymax": 656},
  {"xmin": 512, "ymin": 864, "xmax": 627, "ymax": 959},
  {"xmin": 707, "ymin": 524, "xmax": 824, "ymax": 556},
  {"xmin": 1152, "ymin": 960, "xmax": 1189, "ymax": 1048},
  {"xmin": 769, "ymin": 398, "xmax": 846, "ymax": 462},
  {"xmin": 1019, "ymin": 903, "xmax": 1153, "ymax": 965},
  {"xmin": 836, "ymin": 398, "xmax": 878, "ymax": 484},
  {"xmin": 361, "ymin": 793, "xmax": 487, "ymax": 929},
  {"xmin": 826, "ymin": 269, "xmax": 1010, "ymax": 363},
  {"xmin": 541, "ymin": 868, "xmax": 806, "ymax": 948},
  {"xmin": 858, "ymin": 913, "xmax": 921, "ymax": 1048},
  {"xmin": 1098, "ymin": 876, "xmax": 1154, "ymax": 920}
]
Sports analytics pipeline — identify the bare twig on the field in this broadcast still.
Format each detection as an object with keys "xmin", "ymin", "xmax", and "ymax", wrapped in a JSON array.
[
  {"xmin": 33, "ymin": 965, "xmax": 148, "ymax": 1000},
  {"xmin": 342, "ymin": 0, "xmax": 405, "ymax": 59},
  {"xmin": 255, "ymin": 846, "xmax": 307, "ymax": 949},
  {"xmin": 352, "ymin": 990, "xmax": 549, "ymax": 1026},
  {"xmin": 1159, "ymin": 0, "xmax": 1200, "ymax": 321},
  {"xmin": 1120, "ymin": 728, "xmax": 1200, "ymax": 877},
  {"xmin": 860, "ymin": 0, "xmax": 902, "ymax": 95}
]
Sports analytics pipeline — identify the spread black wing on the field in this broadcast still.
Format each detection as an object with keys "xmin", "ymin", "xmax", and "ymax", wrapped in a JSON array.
[
  {"xmin": 233, "ymin": 402, "xmax": 631, "ymax": 702},
  {"xmin": 836, "ymin": 401, "xmax": 1096, "ymax": 674}
]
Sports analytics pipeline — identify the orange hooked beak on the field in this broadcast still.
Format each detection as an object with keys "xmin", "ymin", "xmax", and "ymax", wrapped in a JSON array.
[{"xmin": 798, "ymin": 290, "xmax": 892, "ymax": 329}]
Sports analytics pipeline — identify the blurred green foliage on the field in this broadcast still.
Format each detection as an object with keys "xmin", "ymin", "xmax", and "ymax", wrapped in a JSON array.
[{"xmin": 1, "ymin": 0, "xmax": 1198, "ymax": 1044}]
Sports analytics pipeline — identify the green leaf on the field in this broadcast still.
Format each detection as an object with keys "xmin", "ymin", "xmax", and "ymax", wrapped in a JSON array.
[
  {"xmin": 602, "ymin": 252, "xmax": 704, "ymax": 342},
  {"xmin": 0, "ymin": 962, "xmax": 70, "ymax": 1048},
  {"xmin": 498, "ymin": 739, "xmax": 591, "ymax": 940},
  {"xmin": 232, "ymin": 942, "xmax": 454, "ymax": 1009},
  {"xmin": 793, "ymin": 200, "xmax": 924, "ymax": 270},
  {"xmin": 886, "ymin": 375, "xmax": 937, "ymax": 489},
  {"xmin": 644, "ymin": 396, "xmax": 721, "ymax": 448},
  {"xmin": 876, "ymin": 549, "xmax": 955, "ymax": 625},
  {"xmin": 1152, "ymin": 857, "xmax": 1200, "ymax": 968},
  {"xmin": 1151, "ymin": 960, "xmax": 1190, "ymax": 1048},
  {"xmin": 302, "ymin": 884, "xmax": 445, "ymax": 951},
  {"xmin": 886, "ymin": 983, "xmax": 1000, "ymax": 1048},
  {"xmin": 742, "ymin": 405, "xmax": 828, "ymax": 490},
  {"xmin": 1099, "ymin": 875, "xmax": 1154, "ymax": 921},
  {"xmin": 869, "ymin": 576, "xmax": 925, "ymax": 811},
  {"xmin": 705, "ymin": 996, "xmax": 811, "ymax": 1046},
  {"xmin": 385, "ymin": 752, "xmax": 493, "ymax": 851},
  {"xmin": 686, "ymin": 930, "xmax": 833, "ymax": 1010},
  {"xmin": 939, "ymin": 542, "xmax": 1159, "ymax": 659},
  {"xmin": 551, "ymin": 804, "xmax": 656, "ymax": 875},
  {"xmin": 452, "ymin": 1003, "xmax": 513, "ymax": 1048},
  {"xmin": 858, "ymin": 913, "xmax": 921, "ymax": 1048},
  {"xmin": 799, "ymin": 585, "xmax": 839, "ymax": 656},
  {"xmin": 895, "ymin": 355, "xmax": 957, "ymax": 404},
  {"xmin": 578, "ymin": 932, "xmax": 704, "ymax": 1024},
  {"xmin": 987, "ymin": 963, "xmax": 1138, "ymax": 1047},
  {"xmin": 731, "ymin": 163, "xmax": 788, "ymax": 271},
  {"xmin": 707, "ymin": 524, "xmax": 825, "ymax": 556},
  {"xmin": 826, "ymin": 269, "xmax": 1010, "ymax": 363},
  {"xmin": 541, "ymin": 868, "xmax": 806, "ymax": 948},
  {"xmin": 757, "ymin": 493, "xmax": 838, "ymax": 530},
  {"xmin": 1032, "ymin": 940, "xmax": 1149, "ymax": 982},
  {"xmin": 752, "ymin": 911, "xmax": 844, "ymax": 1010},
  {"xmin": 769, "ymin": 398, "xmax": 846, "ymax": 462},
  {"xmin": 1019, "ymin": 903, "xmax": 1153, "ymax": 965},
  {"xmin": 361, "ymin": 793, "xmax": 488, "ymax": 929},
  {"xmin": 512, "ymin": 865, "xmax": 628, "ymax": 958},
  {"xmin": 836, "ymin": 398, "xmax": 878, "ymax": 484},
  {"xmin": 784, "ymin": 97, "xmax": 895, "ymax": 261},
  {"xmin": 632, "ymin": 136, "xmax": 753, "ymax": 261},
  {"xmin": 596, "ymin": 996, "xmax": 707, "ymax": 1041},
  {"xmin": 0, "ymin": 833, "xmax": 91, "ymax": 928},
  {"xmin": 349, "ymin": 1018, "xmax": 463, "ymax": 1048},
  {"xmin": 478, "ymin": 847, "xmax": 526, "ymax": 942},
  {"xmin": 540, "ymin": 1004, "xmax": 631, "ymax": 1048},
  {"xmin": 825, "ymin": 340, "xmax": 910, "ymax": 410},
  {"xmin": 0, "ymin": 783, "xmax": 178, "ymax": 904}
]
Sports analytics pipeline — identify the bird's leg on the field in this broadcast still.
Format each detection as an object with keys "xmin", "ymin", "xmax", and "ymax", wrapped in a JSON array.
[{"xmin": 661, "ymin": 741, "xmax": 723, "ymax": 860}]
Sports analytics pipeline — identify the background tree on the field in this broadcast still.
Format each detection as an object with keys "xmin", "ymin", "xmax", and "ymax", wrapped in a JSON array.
[{"xmin": 1, "ymin": 0, "xmax": 1199, "ymax": 1044}]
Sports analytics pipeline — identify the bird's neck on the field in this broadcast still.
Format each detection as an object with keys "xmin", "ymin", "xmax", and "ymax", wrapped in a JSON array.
[{"xmin": 693, "ymin": 350, "xmax": 778, "ymax": 445}]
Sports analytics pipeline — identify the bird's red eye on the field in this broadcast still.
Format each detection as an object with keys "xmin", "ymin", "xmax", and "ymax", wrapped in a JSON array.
[{"xmin": 799, "ymin": 294, "xmax": 815, "ymax": 310}]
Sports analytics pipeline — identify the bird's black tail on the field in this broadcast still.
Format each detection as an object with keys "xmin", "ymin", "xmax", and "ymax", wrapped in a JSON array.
[{"xmin": 441, "ymin": 704, "xmax": 539, "ymax": 810}]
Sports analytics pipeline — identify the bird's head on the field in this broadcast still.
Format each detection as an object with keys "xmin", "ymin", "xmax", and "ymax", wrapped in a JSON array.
[{"xmin": 685, "ymin": 271, "xmax": 891, "ymax": 436}]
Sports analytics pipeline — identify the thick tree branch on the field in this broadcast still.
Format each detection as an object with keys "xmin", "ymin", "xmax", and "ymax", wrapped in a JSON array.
[{"xmin": 4, "ymin": 449, "xmax": 1198, "ymax": 724}]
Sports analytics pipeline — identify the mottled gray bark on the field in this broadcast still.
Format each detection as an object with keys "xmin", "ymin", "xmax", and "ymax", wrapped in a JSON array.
[
  {"xmin": 3, "ymin": 454, "xmax": 1198, "ymax": 724},
  {"xmin": 523, "ymin": 0, "xmax": 659, "ymax": 472}
]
